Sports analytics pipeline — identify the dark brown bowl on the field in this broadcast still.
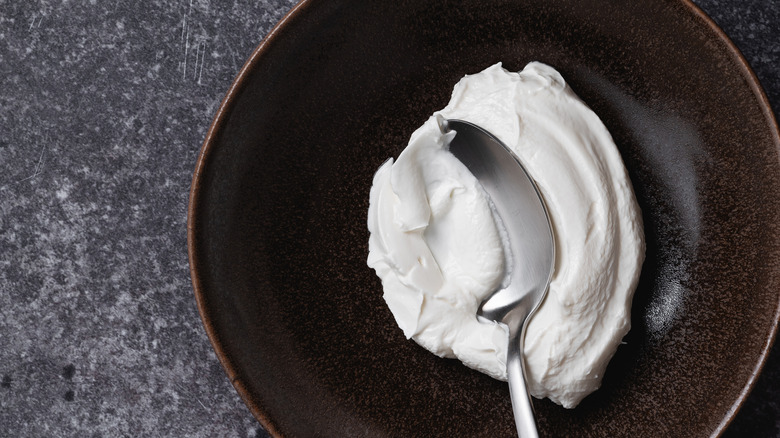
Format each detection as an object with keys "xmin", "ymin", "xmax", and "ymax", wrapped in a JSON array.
[{"xmin": 187, "ymin": 0, "xmax": 780, "ymax": 436}]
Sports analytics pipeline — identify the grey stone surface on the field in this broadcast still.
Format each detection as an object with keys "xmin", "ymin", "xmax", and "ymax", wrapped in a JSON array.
[
  {"xmin": 0, "ymin": 0, "xmax": 777, "ymax": 437},
  {"xmin": 0, "ymin": 1, "xmax": 296, "ymax": 436}
]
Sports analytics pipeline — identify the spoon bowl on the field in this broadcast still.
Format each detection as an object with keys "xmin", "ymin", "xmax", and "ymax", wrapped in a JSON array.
[{"xmin": 443, "ymin": 118, "xmax": 555, "ymax": 438}]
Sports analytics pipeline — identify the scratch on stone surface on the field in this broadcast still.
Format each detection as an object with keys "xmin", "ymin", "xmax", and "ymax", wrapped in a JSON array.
[
  {"xmin": 229, "ymin": 45, "xmax": 238, "ymax": 73},
  {"xmin": 29, "ymin": 14, "xmax": 43, "ymax": 31},
  {"xmin": 197, "ymin": 41, "xmax": 206, "ymax": 85},
  {"xmin": 18, "ymin": 144, "xmax": 47, "ymax": 183},
  {"xmin": 180, "ymin": 14, "xmax": 186, "ymax": 42},
  {"xmin": 175, "ymin": 382, "xmax": 209, "ymax": 411},
  {"xmin": 182, "ymin": 26, "xmax": 190, "ymax": 80},
  {"xmin": 181, "ymin": 0, "xmax": 208, "ymax": 84},
  {"xmin": 181, "ymin": 0, "xmax": 192, "ymax": 80}
]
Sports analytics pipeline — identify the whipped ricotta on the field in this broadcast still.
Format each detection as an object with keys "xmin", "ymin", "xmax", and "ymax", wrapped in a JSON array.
[{"xmin": 367, "ymin": 62, "xmax": 645, "ymax": 408}]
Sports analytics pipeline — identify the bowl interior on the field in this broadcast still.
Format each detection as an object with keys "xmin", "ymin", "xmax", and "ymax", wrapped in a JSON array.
[{"xmin": 189, "ymin": 0, "xmax": 780, "ymax": 436}]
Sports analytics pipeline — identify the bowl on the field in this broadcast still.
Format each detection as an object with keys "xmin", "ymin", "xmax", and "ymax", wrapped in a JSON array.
[{"xmin": 187, "ymin": 0, "xmax": 780, "ymax": 436}]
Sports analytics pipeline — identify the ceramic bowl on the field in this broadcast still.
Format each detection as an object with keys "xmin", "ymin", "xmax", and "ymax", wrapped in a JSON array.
[{"xmin": 188, "ymin": 0, "xmax": 780, "ymax": 436}]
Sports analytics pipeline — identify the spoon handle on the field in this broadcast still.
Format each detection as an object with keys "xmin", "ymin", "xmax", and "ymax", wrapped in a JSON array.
[{"xmin": 507, "ymin": 332, "xmax": 539, "ymax": 438}]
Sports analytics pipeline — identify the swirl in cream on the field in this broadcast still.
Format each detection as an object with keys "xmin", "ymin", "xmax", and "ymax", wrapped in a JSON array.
[{"xmin": 367, "ymin": 62, "xmax": 645, "ymax": 408}]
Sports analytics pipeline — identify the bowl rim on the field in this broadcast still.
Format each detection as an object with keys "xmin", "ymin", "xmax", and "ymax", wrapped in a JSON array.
[{"xmin": 186, "ymin": 0, "xmax": 780, "ymax": 436}]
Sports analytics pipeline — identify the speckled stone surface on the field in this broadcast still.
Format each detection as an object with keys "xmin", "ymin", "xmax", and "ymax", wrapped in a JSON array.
[{"xmin": 0, "ymin": 0, "xmax": 777, "ymax": 437}]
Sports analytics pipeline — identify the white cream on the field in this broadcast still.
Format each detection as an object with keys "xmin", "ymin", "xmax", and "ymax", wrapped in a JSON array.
[{"xmin": 367, "ymin": 62, "xmax": 645, "ymax": 408}]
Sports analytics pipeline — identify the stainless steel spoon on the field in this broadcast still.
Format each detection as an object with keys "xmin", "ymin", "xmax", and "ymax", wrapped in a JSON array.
[{"xmin": 442, "ymin": 118, "xmax": 555, "ymax": 438}]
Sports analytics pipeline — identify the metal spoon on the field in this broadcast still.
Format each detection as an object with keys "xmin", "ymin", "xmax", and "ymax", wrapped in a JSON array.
[{"xmin": 442, "ymin": 118, "xmax": 555, "ymax": 438}]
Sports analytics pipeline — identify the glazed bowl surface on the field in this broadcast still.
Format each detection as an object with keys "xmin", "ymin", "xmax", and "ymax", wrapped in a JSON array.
[{"xmin": 188, "ymin": 0, "xmax": 780, "ymax": 436}]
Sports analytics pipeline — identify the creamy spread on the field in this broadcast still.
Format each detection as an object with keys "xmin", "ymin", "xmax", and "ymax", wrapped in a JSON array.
[{"xmin": 367, "ymin": 62, "xmax": 645, "ymax": 408}]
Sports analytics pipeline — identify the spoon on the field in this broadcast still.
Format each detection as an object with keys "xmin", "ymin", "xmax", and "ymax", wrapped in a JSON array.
[{"xmin": 441, "ymin": 118, "xmax": 555, "ymax": 438}]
